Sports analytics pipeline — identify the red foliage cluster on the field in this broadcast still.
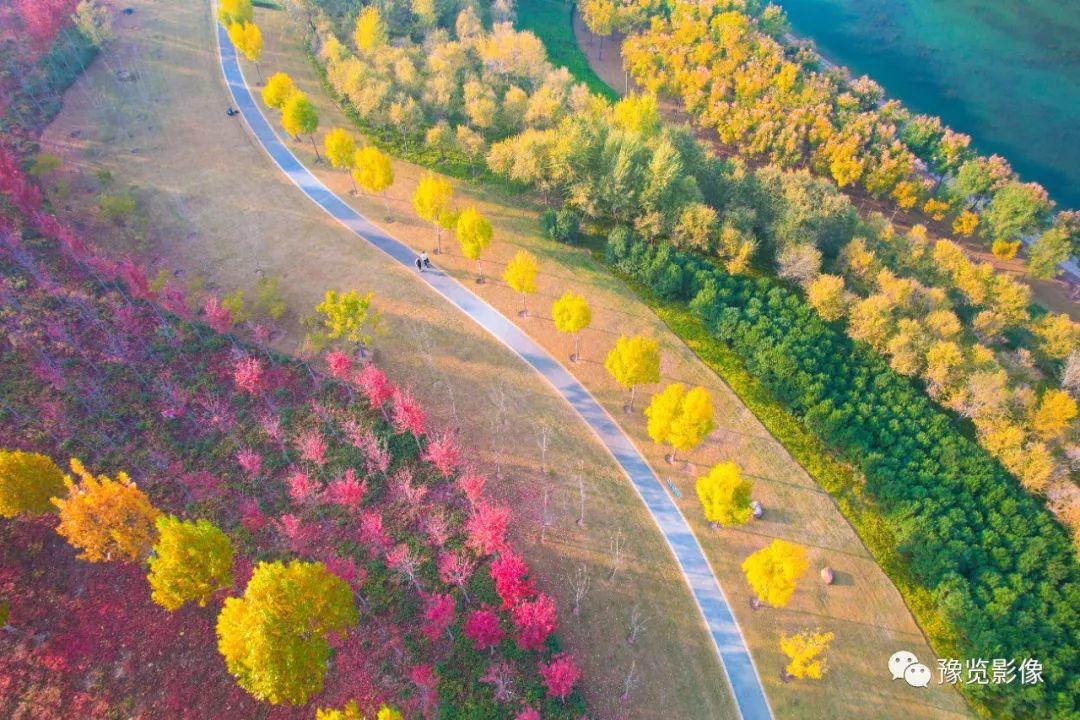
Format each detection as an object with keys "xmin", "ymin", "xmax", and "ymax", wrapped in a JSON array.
[
  {"xmin": 539, "ymin": 653, "xmax": 582, "ymax": 700},
  {"xmin": 464, "ymin": 606, "xmax": 505, "ymax": 651},
  {"xmin": 0, "ymin": 140, "xmax": 587, "ymax": 717},
  {"xmin": 512, "ymin": 593, "xmax": 559, "ymax": 651}
]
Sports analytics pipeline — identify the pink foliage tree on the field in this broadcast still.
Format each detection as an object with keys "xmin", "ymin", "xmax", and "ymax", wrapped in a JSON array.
[
  {"xmin": 324, "ymin": 468, "xmax": 367, "ymax": 510},
  {"xmin": 539, "ymin": 653, "xmax": 581, "ymax": 701},
  {"xmin": 515, "ymin": 708, "xmax": 540, "ymax": 720},
  {"xmin": 490, "ymin": 551, "xmax": 536, "ymax": 610},
  {"xmin": 391, "ymin": 388, "xmax": 426, "ymax": 438},
  {"xmin": 480, "ymin": 660, "xmax": 516, "ymax": 703},
  {"xmin": 203, "ymin": 295, "xmax": 233, "ymax": 333},
  {"xmin": 232, "ymin": 356, "xmax": 265, "ymax": 394},
  {"xmin": 512, "ymin": 593, "xmax": 558, "ymax": 651},
  {"xmin": 295, "ymin": 429, "xmax": 328, "ymax": 466},
  {"xmin": 354, "ymin": 363, "xmax": 394, "ymax": 412},
  {"xmin": 239, "ymin": 498, "xmax": 268, "ymax": 531},
  {"xmin": 235, "ymin": 448, "xmax": 262, "ymax": 477},
  {"xmin": 410, "ymin": 663, "xmax": 439, "ymax": 719},
  {"xmin": 421, "ymin": 433, "xmax": 460, "ymax": 477},
  {"xmin": 465, "ymin": 502, "xmax": 510, "ymax": 556},
  {"xmin": 325, "ymin": 349, "xmax": 353, "ymax": 380},
  {"xmin": 437, "ymin": 551, "xmax": 476, "ymax": 598},
  {"xmin": 287, "ymin": 469, "xmax": 320, "ymax": 504},
  {"xmin": 464, "ymin": 607, "xmax": 504, "ymax": 651},
  {"xmin": 421, "ymin": 593, "xmax": 456, "ymax": 641},
  {"xmin": 323, "ymin": 554, "xmax": 365, "ymax": 593},
  {"xmin": 457, "ymin": 472, "xmax": 486, "ymax": 507}
]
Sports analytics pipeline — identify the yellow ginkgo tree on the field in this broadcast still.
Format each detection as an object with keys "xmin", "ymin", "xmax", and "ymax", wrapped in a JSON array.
[
  {"xmin": 504, "ymin": 250, "xmax": 538, "ymax": 316},
  {"xmin": 0, "ymin": 449, "xmax": 66, "ymax": 518},
  {"xmin": 261, "ymin": 72, "xmax": 295, "ymax": 110},
  {"xmin": 456, "ymin": 207, "xmax": 493, "ymax": 282},
  {"xmin": 695, "ymin": 461, "xmax": 753, "ymax": 528},
  {"xmin": 741, "ymin": 539, "xmax": 809, "ymax": 609},
  {"xmin": 227, "ymin": 21, "xmax": 263, "ymax": 81},
  {"xmin": 604, "ymin": 335, "xmax": 660, "ymax": 411},
  {"xmin": 413, "ymin": 173, "xmax": 453, "ymax": 253},
  {"xmin": 52, "ymin": 458, "xmax": 161, "ymax": 563},
  {"xmin": 353, "ymin": 146, "xmax": 395, "ymax": 219},
  {"xmin": 313, "ymin": 289, "xmax": 381, "ymax": 357},
  {"xmin": 780, "ymin": 630, "xmax": 834, "ymax": 681},
  {"xmin": 148, "ymin": 516, "xmax": 234, "ymax": 611},
  {"xmin": 552, "ymin": 290, "xmax": 592, "ymax": 362},
  {"xmin": 323, "ymin": 128, "xmax": 356, "ymax": 184},
  {"xmin": 644, "ymin": 383, "xmax": 714, "ymax": 463}
]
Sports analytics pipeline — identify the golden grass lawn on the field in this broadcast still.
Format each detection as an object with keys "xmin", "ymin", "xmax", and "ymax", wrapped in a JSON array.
[{"xmin": 38, "ymin": 1, "xmax": 969, "ymax": 718}]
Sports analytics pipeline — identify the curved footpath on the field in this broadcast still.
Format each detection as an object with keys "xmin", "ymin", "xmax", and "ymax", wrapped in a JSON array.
[{"xmin": 215, "ymin": 19, "xmax": 772, "ymax": 720}]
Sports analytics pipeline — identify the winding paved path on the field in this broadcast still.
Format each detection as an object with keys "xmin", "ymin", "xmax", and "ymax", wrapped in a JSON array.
[{"xmin": 215, "ymin": 18, "xmax": 772, "ymax": 720}]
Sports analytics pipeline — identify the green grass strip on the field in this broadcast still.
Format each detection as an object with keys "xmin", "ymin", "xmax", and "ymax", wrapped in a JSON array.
[{"xmin": 515, "ymin": 0, "xmax": 620, "ymax": 102}]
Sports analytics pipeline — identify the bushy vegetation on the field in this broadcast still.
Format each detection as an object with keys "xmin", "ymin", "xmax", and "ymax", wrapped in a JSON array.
[
  {"xmin": 0, "ymin": 138, "xmax": 585, "ymax": 717},
  {"xmin": 620, "ymin": 0, "xmax": 1078, "ymax": 275},
  {"xmin": 606, "ymin": 230, "xmax": 1080, "ymax": 718}
]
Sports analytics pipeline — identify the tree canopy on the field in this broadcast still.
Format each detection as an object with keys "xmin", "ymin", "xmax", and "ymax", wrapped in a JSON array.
[{"xmin": 0, "ymin": 449, "xmax": 66, "ymax": 518}]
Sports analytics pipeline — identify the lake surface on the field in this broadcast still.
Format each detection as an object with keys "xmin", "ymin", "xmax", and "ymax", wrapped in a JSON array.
[{"xmin": 779, "ymin": 0, "xmax": 1080, "ymax": 209}]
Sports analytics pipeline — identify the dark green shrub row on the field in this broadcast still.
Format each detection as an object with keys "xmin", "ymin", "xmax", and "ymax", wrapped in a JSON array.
[
  {"xmin": 606, "ymin": 231, "xmax": 1080, "ymax": 718},
  {"xmin": 538, "ymin": 208, "xmax": 581, "ymax": 245}
]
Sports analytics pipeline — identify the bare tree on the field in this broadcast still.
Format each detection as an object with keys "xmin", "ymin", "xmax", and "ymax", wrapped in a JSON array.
[
  {"xmin": 539, "ymin": 480, "xmax": 552, "ymax": 544},
  {"xmin": 621, "ymin": 658, "xmax": 639, "ymax": 704},
  {"xmin": 576, "ymin": 460, "xmax": 586, "ymax": 526},
  {"xmin": 627, "ymin": 604, "xmax": 647, "ymax": 645},
  {"xmin": 488, "ymin": 381, "xmax": 510, "ymax": 478},
  {"xmin": 536, "ymin": 421, "xmax": 551, "ymax": 474},
  {"xmin": 570, "ymin": 564, "xmax": 591, "ymax": 616},
  {"xmin": 608, "ymin": 528, "xmax": 623, "ymax": 582}
]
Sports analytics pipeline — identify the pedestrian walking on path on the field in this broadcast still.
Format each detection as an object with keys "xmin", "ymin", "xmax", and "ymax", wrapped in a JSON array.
[
  {"xmin": 421, "ymin": 251, "xmax": 431, "ymax": 269},
  {"xmin": 415, "ymin": 256, "xmax": 423, "ymax": 272}
]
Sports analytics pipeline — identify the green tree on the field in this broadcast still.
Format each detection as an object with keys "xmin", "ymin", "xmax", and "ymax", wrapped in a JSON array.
[
  {"xmin": 982, "ymin": 181, "xmax": 1053, "ymax": 244},
  {"xmin": 604, "ymin": 335, "xmax": 661, "ymax": 411},
  {"xmin": 552, "ymin": 290, "xmax": 592, "ymax": 362},
  {"xmin": 314, "ymin": 289, "xmax": 380, "ymax": 357},
  {"xmin": 1028, "ymin": 223, "xmax": 1072, "ymax": 280},
  {"xmin": 281, "ymin": 93, "xmax": 321, "ymax": 160},
  {"xmin": 148, "ymin": 516, "xmax": 234, "ymax": 611},
  {"xmin": 217, "ymin": 561, "xmax": 358, "ymax": 705},
  {"xmin": 0, "ymin": 450, "xmax": 66, "ymax": 517},
  {"xmin": 695, "ymin": 462, "xmax": 753, "ymax": 527},
  {"xmin": 456, "ymin": 207, "xmax": 493, "ymax": 282},
  {"xmin": 503, "ymin": 250, "xmax": 538, "ymax": 316},
  {"xmin": 413, "ymin": 173, "xmax": 454, "ymax": 253}
]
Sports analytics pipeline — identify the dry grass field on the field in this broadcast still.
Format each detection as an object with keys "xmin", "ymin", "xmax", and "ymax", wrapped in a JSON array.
[{"xmin": 38, "ymin": 1, "xmax": 969, "ymax": 717}]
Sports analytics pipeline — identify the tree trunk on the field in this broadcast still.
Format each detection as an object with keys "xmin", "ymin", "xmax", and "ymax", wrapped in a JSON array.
[
  {"xmin": 255, "ymin": 62, "xmax": 262, "ymax": 83},
  {"xmin": 382, "ymin": 191, "xmax": 391, "ymax": 221},
  {"xmin": 476, "ymin": 258, "xmax": 484, "ymax": 283},
  {"xmin": 628, "ymin": 385, "xmax": 636, "ymax": 412},
  {"xmin": 521, "ymin": 292, "xmax": 528, "ymax": 317},
  {"xmin": 598, "ymin": 35, "xmax": 604, "ymax": 61},
  {"xmin": 668, "ymin": 446, "xmax": 677, "ymax": 464},
  {"xmin": 573, "ymin": 334, "xmax": 580, "ymax": 363},
  {"xmin": 434, "ymin": 225, "xmax": 442, "ymax": 254},
  {"xmin": 309, "ymin": 135, "xmax": 322, "ymax": 162}
]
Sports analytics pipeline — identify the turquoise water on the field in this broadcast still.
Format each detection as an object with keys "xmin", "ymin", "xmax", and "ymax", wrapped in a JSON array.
[{"xmin": 779, "ymin": 0, "xmax": 1080, "ymax": 208}]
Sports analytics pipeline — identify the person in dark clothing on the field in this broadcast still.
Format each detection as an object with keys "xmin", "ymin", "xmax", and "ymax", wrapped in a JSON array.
[
  {"xmin": 420, "ymin": 251, "xmax": 431, "ymax": 269},
  {"xmin": 415, "ymin": 256, "xmax": 423, "ymax": 272}
]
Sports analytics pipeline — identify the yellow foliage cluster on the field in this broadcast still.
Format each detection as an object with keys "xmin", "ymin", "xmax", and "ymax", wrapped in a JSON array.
[
  {"xmin": 644, "ymin": 383, "xmax": 713, "ymax": 461},
  {"xmin": 780, "ymin": 630, "xmax": 834, "ymax": 680},
  {"xmin": 148, "ymin": 516, "xmax": 234, "ymax": 611},
  {"xmin": 0, "ymin": 450, "xmax": 66, "ymax": 518},
  {"xmin": 52, "ymin": 458, "xmax": 161, "ymax": 563},
  {"xmin": 604, "ymin": 335, "xmax": 661, "ymax": 410},
  {"xmin": 741, "ymin": 539, "xmax": 808, "ymax": 608},
  {"xmin": 695, "ymin": 462, "xmax": 752, "ymax": 527}
]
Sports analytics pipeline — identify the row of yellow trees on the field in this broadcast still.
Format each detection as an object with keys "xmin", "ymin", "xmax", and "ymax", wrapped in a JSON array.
[
  {"xmin": 246, "ymin": 36, "xmax": 834, "ymax": 683},
  {"xmin": 0, "ymin": 449, "xmax": 394, "ymax": 713}
]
